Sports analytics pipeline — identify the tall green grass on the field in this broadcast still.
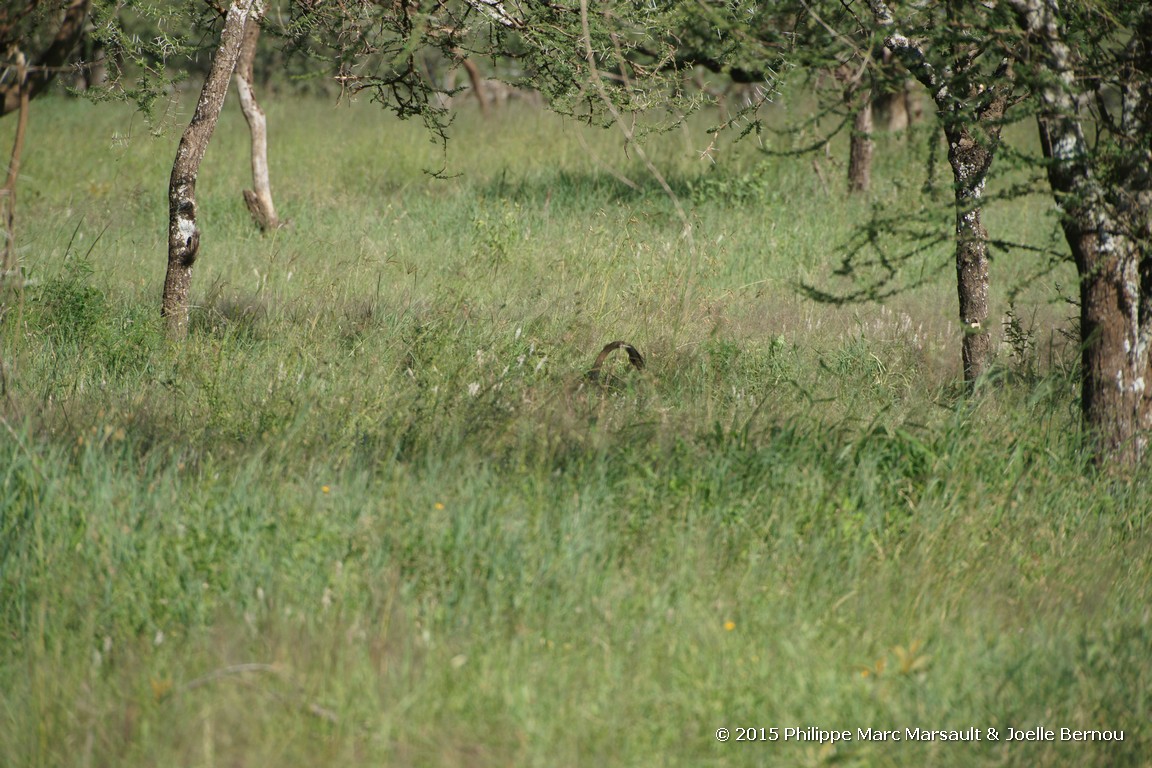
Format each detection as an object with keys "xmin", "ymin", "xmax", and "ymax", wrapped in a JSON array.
[{"xmin": 0, "ymin": 93, "xmax": 1147, "ymax": 767}]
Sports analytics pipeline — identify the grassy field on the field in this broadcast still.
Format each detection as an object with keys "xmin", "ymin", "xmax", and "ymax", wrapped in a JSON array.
[{"xmin": 1, "ymin": 91, "xmax": 1149, "ymax": 767}]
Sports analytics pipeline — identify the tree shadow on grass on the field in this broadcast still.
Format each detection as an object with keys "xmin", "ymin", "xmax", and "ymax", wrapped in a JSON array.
[{"xmin": 473, "ymin": 168, "xmax": 765, "ymax": 208}]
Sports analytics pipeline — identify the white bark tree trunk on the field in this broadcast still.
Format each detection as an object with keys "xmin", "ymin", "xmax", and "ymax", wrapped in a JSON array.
[{"xmin": 234, "ymin": 10, "xmax": 279, "ymax": 232}]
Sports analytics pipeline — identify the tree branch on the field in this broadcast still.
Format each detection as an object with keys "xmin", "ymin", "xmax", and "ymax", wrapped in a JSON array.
[{"xmin": 0, "ymin": 0, "xmax": 90, "ymax": 117}]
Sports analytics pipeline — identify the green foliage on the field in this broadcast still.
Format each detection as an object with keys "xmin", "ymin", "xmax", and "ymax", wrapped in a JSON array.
[
  {"xmin": 28, "ymin": 256, "xmax": 164, "ymax": 380},
  {"xmin": 688, "ymin": 160, "xmax": 784, "ymax": 206},
  {"xmin": 85, "ymin": 0, "xmax": 201, "ymax": 123},
  {"xmin": 0, "ymin": 97, "xmax": 1146, "ymax": 767},
  {"xmin": 34, "ymin": 257, "xmax": 106, "ymax": 345}
]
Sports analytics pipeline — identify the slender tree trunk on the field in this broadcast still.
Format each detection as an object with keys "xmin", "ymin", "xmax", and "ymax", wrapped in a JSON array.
[
  {"xmin": 1, "ymin": 50, "xmax": 29, "ymax": 281},
  {"xmin": 848, "ymin": 91, "xmax": 874, "ymax": 193},
  {"xmin": 944, "ymin": 115, "xmax": 1002, "ymax": 383},
  {"xmin": 163, "ymin": 0, "xmax": 261, "ymax": 337},
  {"xmin": 233, "ymin": 10, "xmax": 279, "ymax": 232},
  {"xmin": 458, "ymin": 55, "xmax": 489, "ymax": 117},
  {"xmin": 870, "ymin": 0, "xmax": 1009, "ymax": 386},
  {"xmin": 874, "ymin": 49, "xmax": 912, "ymax": 132}
]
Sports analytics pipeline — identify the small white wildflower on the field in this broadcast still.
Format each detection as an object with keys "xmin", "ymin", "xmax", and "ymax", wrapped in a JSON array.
[
  {"xmin": 535, "ymin": 356, "xmax": 548, "ymax": 373},
  {"xmin": 468, "ymin": 382, "xmax": 481, "ymax": 397},
  {"xmin": 515, "ymin": 327, "xmax": 522, "ymax": 340},
  {"xmin": 154, "ymin": 630, "xmax": 164, "ymax": 646}
]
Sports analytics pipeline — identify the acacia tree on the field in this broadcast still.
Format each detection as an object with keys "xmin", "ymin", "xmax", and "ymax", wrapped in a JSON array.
[
  {"xmin": 0, "ymin": 0, "xmax": 90, "ymax": 116},
  {"xmin": 1009, "ymin": 0, "xmax": 1152, "ymax": 465},
  {"xmin": 468, "ymin": 1, "xmax": 1021, "ymax": 386},
  {"xmin": 0, "ymin": 0, "xmax": 91, "ymax": 278},
  {"xmin": 90, "ymin": 0, "xmax": 488, "ymax": 335},
  {"xmin": 161, "ymin": 0, "xmax": 262, "ymax": 336},
  {"xmin": 863, "ymin": 0, "xmax": 1018, "ymax": 384}
]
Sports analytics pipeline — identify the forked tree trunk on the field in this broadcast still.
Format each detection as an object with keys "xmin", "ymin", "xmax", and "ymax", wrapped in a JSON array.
[
  {"xmin": 848, "ymin": 92, "xmax": 874, "ymax": 194},
  {"xmin": 163, "ymin": 0, "xmax": 261, "ymax": 337},
  {"xmin": 234, "ymin": 10, "xmax": 279, "ymax": 232}
]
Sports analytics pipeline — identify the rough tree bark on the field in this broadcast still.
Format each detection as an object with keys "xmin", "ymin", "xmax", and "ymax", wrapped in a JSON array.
[
  {"xmin": 868, "ymin": 0, "xmax": 1009, "ymax": 384},
  {"xmin": 233, "ymin": 7, "xmax": 279, "ymax": 232},
  {"xmin": 1011, "ymin": 0, "xmax": 1152, "ymax": 465},
  {"xmin": 942, "ymin": 90, "xmax": 1007, "ymax": 383},
  {"xmin": 0, "ymin": 0, "xmax": 90, "ymax": 117},
  {"xmin": 163, "ymin": 0, "xmax": 261, "ymax": 337}
]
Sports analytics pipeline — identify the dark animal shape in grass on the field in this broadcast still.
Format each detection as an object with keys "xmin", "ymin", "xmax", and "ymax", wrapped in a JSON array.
[{"xmin": 585, "ymin": 341, "xmax": 645, "ymax": 389}]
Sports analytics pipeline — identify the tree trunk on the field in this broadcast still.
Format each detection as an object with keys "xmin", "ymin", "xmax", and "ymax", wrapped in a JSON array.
[
  {"xmin": 1042, "ymin": 115, "xmax": 1151, "ymax": 463},
  {"xmin": 874, "ymin": 49, "xmax": 914, "ymax": 132},
  {"xmin": 874, "ymin": 87, "xmax": 909, "ymax": 132},
  {"xmin": 458, "ymin": 55, "xmax": 489, "ymax": 117},
  {"xmin": 72, "ymin": 24, "xmax": 108, "ymax": 91},
  {"xmin": 848, "ymin": 92, "xmax": 874, "ymax": 193},
  {"xmin": 233, "ymin": 10, "xmax": 279, "ymax": 232},
  {"xmin": 1, "ymin": 50, "xmax": 30, "ymax": 281},
  {"xmin": 1061, "ymin": 214, "xmax": 1150, "ymax": 464},
  {"xmin": 163, "ymin": 0, "xmax": 261, "ymax": 338},
  {"xmin": 871, "ymin": 1, "xmax": 1009, "ymax": 386},
  {"xmin": 944, "ymin": 123, "xmax": 999, "ymax": 383},
  {"xmin": 1011, "ymin": 0, "xmax": 1152, "ymax": 465}
]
